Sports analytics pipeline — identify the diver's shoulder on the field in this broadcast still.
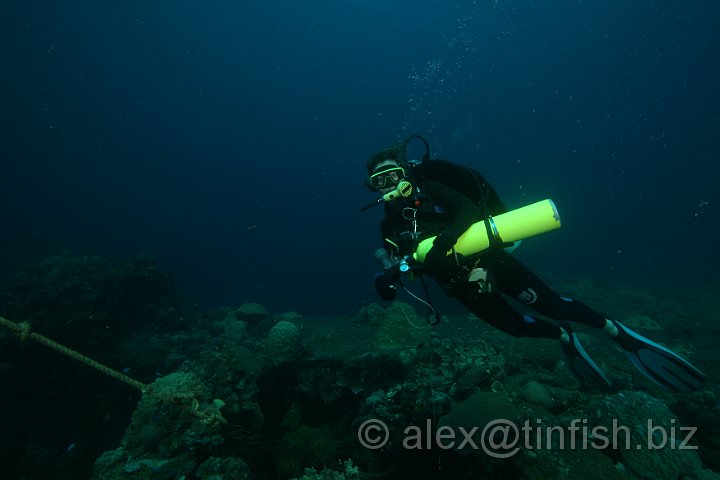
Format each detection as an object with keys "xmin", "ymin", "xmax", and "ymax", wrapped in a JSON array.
[{"xmin": 416, "ymin": 158, "xmax": 457, "ymax": 171}]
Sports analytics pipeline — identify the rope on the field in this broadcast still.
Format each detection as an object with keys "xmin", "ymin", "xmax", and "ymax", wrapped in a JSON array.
[{"xmin": 0, "ymin": 315, "xmax": 147, "ymax": 392}]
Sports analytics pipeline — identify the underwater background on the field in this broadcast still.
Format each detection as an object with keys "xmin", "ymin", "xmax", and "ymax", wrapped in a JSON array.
[{"xmin": 1, "ymin": 1, "xmax": 719, "ymax": 479}]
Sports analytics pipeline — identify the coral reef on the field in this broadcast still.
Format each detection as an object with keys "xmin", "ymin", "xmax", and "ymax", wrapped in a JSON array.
[
  {"xmin": 2, "ymin": 256, "xmax": 719, "ymax": 479},
  {"xmin": 266, "ymin": 320, "xmax": 301, "ymax": 364},
  {"xmin": 587, "ymin": 390, "xmax": 712, "ymax": 480}
]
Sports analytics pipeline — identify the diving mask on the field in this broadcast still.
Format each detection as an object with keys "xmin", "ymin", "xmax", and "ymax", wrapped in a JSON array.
[{"xmin": 369, "ymin": 166, "xmax": 406, "ymax": 190}]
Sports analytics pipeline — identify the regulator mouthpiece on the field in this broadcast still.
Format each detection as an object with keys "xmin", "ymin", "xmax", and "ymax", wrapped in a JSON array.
[
  {"xmin": 360, "ymin": 180, "xmax": 413, "ymax": 212},
  {"xmin": 383, "ymin": 180, "xmax": 412, "ymax": 202}
]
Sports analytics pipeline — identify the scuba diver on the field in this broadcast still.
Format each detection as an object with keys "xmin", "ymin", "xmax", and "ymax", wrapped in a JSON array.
[{"xmin": 363, "ymin": 135, "xmax": 705, "ymax": 392}]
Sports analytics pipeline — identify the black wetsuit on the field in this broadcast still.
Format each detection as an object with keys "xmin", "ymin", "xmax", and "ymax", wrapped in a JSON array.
[{"xmin": 379, "ymin": 159, "xmax": 606, "ymax": 339}]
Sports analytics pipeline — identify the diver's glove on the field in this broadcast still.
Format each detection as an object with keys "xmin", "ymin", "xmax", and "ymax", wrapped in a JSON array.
[
  {"xmin": 374, "ymin": 272, "xmax": 399, "ymax": 301},
  {"xmin": 422, "ymin": 236, "xmax": 456, "ymax": 275}
]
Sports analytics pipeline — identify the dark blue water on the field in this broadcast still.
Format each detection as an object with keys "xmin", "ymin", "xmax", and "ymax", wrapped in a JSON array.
[{"xmin": 3, "ymin": 0, "xmax": 718, "ymax": 315}]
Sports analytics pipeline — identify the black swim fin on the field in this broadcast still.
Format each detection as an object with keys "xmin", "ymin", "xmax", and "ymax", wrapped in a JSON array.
[
  {"xmin": 562, "ymin": 331, "xmax": 611, "ymax": 388},
  {"xmin": 612, "ymin": 321, "xmax": 705, "ymax": 392}
]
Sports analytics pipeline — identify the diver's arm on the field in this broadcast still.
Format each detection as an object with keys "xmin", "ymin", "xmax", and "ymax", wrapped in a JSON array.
[
  {"xmin": 481, "ymin": 180, "xmax": 508, "ymax": 215},
  {"xmin": 379, "ymin": 216, "xmax": 394, "ymax": 251},
  {"xmin": 423, "ymin": 180, "xmax": 479, "ymax": 248},
  {"xmin": 423, "ymin": 159, "xmax": 508, "ymax": 215}
]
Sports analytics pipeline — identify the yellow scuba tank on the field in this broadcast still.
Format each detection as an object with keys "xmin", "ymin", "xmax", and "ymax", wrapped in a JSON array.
[{"xmin": 413, "ymin": 199, "xmax": 561, "ymax": 262}]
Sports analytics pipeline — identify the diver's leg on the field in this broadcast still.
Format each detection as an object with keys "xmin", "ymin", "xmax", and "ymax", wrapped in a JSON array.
[
  {"xmin": 483, "ymin": 251, "xmax": 609, "ymax": 330},
  {"xmin": 446, "ymin": 276, "xmax": 610, "ymax": 387},
  {"xmin": 448, "ymin": 279, "xmax": 563, "ymax": 339},
  {"xmin": 482, "ymin": 251, "xmax": 703, "ymax": 390}
]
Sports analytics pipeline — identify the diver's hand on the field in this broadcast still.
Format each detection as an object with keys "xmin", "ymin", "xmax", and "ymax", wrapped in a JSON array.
[
  {"xmin": 374, "ymin": 273, "xmax": 399, "ymax": 301},
  {"xmin": 423, "ymin": 238, "xmax": 455, "ymax": 275}
]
